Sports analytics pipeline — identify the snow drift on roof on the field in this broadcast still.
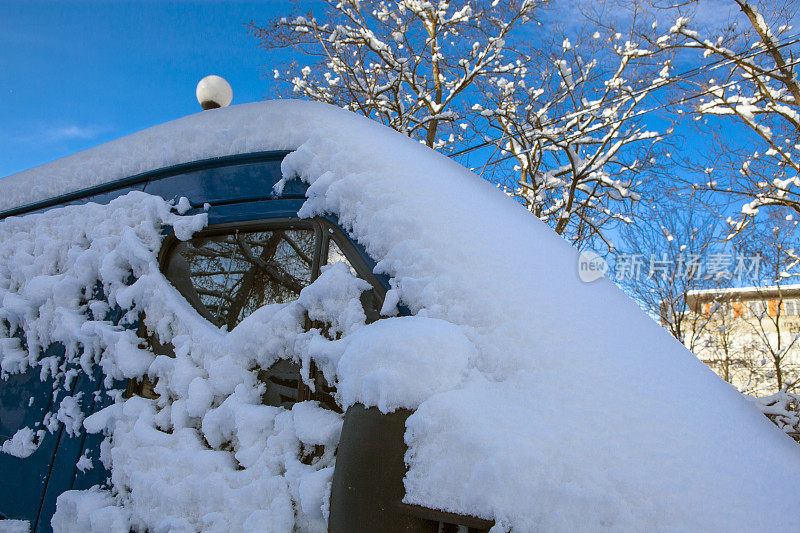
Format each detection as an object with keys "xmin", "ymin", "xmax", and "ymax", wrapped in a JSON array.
[
  {"xmin": 0, "ymin": 102, "xmax": 309, "ymax": 212},
  {"xmin": 2, "ymin": 100, "xmax": 800, "ymax": 531}
]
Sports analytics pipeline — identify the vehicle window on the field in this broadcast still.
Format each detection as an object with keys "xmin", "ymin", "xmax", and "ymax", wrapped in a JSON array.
[
  {"xmin": 150, "ymin": 220, "xmax": 384, "ymax": 423},
  {"xmin": 327, "ymin": 239, "xmax": 357, "ymax": 275},
  {"xmin": 326, "ymin": 236, "xmax": 382, "ymax": 324},
  {"xmin": 165, "ymin": 228, "xmax": 315, "ymax": 329}
]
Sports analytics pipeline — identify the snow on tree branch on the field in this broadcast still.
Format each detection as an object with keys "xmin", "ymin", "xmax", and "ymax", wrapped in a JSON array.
[
  {"xmin": 477, "ymin": 20, "xmax": 671, "ymax": 249},
  {"xmin": 656, "ymin": 1, "xmax": 800, "ymax": 243},
  {"xmin": 248, "ymin": 0, "xmax": 545, "ymax": 149},
  {"xmin": 750, "ymin": 391, "xmax": 800, "ymax": 442}
]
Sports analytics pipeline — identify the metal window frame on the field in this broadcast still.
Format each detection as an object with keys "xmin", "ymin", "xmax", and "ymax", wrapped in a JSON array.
[{"xmin": 158, "ymin": 216, "xmax": 385, "ymax": 326}]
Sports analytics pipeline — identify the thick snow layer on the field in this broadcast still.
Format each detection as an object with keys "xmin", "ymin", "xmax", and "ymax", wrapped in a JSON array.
[
  {"xmin": 51, "ymin": 488, "xmax": 128, "ymax": 533},
  {"xmin": 336, "ymin": 316, "xmax": 474, "ymax": 413},
  {"xmin": 1, "ymin": 100, "xmax": 800, "ymax": 531}
]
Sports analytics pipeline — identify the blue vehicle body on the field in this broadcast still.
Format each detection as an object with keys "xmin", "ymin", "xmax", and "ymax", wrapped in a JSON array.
[{"xmin": 0, "ymin": 151, "xmax": 387, "ymax": 531}]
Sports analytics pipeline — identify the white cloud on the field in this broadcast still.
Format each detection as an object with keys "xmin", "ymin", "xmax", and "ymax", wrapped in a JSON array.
[
  {"xmin": 2, "ymin": 123, "xmax": 108, "ymax": 145},
  {"xmin": 46, "ymin": 124, "xmax": 102, "ymax": 141}
]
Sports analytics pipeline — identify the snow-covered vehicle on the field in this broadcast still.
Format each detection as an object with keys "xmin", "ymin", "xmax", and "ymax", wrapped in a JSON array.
[{"xmin": 1, "ymin": 101, "xmax": 799, "ymax": 532}]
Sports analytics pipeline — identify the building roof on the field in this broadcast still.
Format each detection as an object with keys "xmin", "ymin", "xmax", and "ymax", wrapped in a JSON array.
[{"xmin": 687, "ymin": 284, "xmax": 800, "ymax": 298}]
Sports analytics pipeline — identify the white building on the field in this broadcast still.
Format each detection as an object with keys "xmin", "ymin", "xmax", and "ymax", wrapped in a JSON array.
[{"xmin": 683, "ymin": 284, "xmax": 800, "ymax": 396}]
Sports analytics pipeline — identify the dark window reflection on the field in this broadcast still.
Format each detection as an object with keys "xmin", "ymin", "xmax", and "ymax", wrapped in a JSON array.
[{"xmin": 166, "ymin": 229, "xmax": 315, "ymax": 329}]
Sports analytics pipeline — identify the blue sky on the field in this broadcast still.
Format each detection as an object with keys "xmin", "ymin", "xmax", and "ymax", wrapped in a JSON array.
[
  {"xmin": 0, "ymin": 0, "xmax": 788, "ymax": 192},
  {"xmin": 0, "ymin": 0, "xmax": 292, "ymax": 177}
]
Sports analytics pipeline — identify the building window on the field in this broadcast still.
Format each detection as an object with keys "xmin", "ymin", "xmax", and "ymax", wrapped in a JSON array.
[
  {"xmin": 749, "ymin": 301, "xmax": 766, "ymax": 317},
  {"xmin": 785, "ymin": 299, "xmax": 800, "ymax": 316}
]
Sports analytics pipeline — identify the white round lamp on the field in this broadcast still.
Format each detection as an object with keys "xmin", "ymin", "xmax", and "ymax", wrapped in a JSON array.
[{"xmin": 196, "ymin": 75, "xmax": 233, "ymax": 110}]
